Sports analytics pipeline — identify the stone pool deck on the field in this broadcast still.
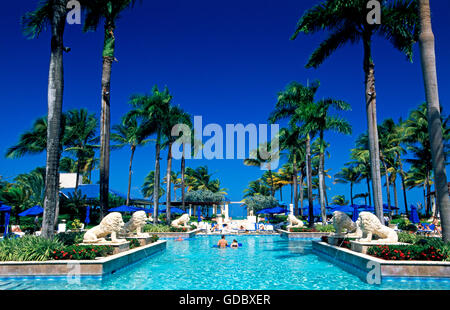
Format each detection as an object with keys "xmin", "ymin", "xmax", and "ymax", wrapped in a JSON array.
[
  {"xmin": 0, "ymin": 240, "xmax": 166, "ymax": 279},
  {"xmin": 148, "ymin": 228, "xmax": 201, "ymax": 239},
  {"xmin": 279, "ymin": 229, "xmax": 330, "ymax": 239},
  {"xmin": 312, "ymin": 241, "xmax": 450, "ymax": 283}
]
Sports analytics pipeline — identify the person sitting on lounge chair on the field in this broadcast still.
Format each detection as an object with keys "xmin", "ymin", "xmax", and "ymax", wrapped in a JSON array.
[{"xmin": 432, "ymin": 217, "xmax": 442, "ymax": 235}]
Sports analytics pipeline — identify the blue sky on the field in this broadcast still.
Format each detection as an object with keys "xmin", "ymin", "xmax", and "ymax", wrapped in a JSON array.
[{"xmin": 0, "ymin": 0, "xmax": 449, "ymax": 215}]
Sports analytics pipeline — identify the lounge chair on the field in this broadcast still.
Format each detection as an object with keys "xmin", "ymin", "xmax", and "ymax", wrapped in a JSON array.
[
  {"xmin": 11, "ymin": 225, "xmax": 25, "ymax": 237},
  {"xmin": 417, "ymin": 223, "xmax": 435, "ymax": 236}
]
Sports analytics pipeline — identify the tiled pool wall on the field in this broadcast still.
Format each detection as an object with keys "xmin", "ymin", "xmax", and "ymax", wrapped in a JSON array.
[{"xmin": 312, "ymin": 241, "xmax": 450, "ymax": 284}]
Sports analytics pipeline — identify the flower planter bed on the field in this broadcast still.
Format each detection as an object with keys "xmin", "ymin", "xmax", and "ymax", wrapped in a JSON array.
[
  {"xmin": 0, "ymin": 240, "xmax": 166, "ymax": 279},
  {"xmin": 312, "ymin": 241, "xmax": 450, "ymax": 283},
  {"xmin": 278, "ymin": 229, "xmax": 331, "ymax": 239}
]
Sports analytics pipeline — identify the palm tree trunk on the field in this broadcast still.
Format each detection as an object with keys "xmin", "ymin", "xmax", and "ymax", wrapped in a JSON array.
[
  {"xmin": 363, "ymin": 36, "xmax": 384, "ymax": 224},
  {"xmin": 318, "ymin": 132, "xmax": 326, "ymax": 225},
  {"xmin": 299, "ymin": 171, "xmax": 304, "ymax": 217},
  {"xmin": 268, "ymin": 168, "xmax": 275, "ymax": 197},
  {"xmin": 181, "ymin": 144, "xmax": 186, "ymax": 210},
  {"xmin": 293, "ymin": 157, "xmax": 298, "ymax": 216},
  {"xmin": 153, "ymin": 130, "xmax": 161, "ymax": 224},
  {"xmin": 381, "ymin": 156, "xmax": 391, "ymax": 212},
  {"xmin": 393, "ymin": 176, "xmax": 399, "ymax": 216},
  {"xmin": 165, "ymin": 143, "xmax": 173, "ymax": 225},
  {"xmin": 42, "ymin": 0, "xmax": 66, "ymax": 239},
  {"xmin": 99, "ymin": 23, "xmax": 115, "ymax": 219},
  {"xmin": 290, "ymin": 183, "xmax": 293, "ymax": 204},
  {"xmin": 366, "ymin": 175, "xmax": 372, "ymax": 206},
  {"xmin": 306, "ymin": 134, "xmax": 314, "ymax": 227},
  {"xmin": 426, "ymin": 171, "xmax": 431, "ymax": 217},
  {"xmin": 398, "ymin": 155, "xmax": 409, "ymax": 216},
  {"xmin": 418, "ymin": 0, "xmax": 450, "ymax": 241},
  {"xmin": 126, "ymin": 146, "xmax": 136, "ymax": 206},
  {"xmin": 350, "ymin": 183, "xmax": 353, "ymax": 206}
]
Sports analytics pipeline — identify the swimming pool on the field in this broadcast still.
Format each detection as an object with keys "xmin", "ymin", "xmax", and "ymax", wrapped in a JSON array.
[{"xmin": 1, "ymin": 235, "xmax": 450, "ymax": 290}]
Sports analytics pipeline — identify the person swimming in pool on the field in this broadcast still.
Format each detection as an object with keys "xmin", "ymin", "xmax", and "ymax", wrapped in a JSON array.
[
  {"xmin": 217, "ymin": 235, "xmax": 228, "ymax": 248},
  {"xmin": 230, "ymin": 239, "xmax": 239, "ymax": 249}
]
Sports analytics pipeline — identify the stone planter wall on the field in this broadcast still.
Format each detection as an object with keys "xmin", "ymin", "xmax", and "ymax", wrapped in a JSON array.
[{"xmin": 0, "ymin": 240, "xmax": 166, "ymax": 279}]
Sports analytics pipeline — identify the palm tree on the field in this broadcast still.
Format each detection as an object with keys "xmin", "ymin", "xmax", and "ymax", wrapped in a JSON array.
[
  {"xmin": 292, "ymin": 0, "xmax": 419, "ymax": 223},
  {"xmin": 128, "ymin": 86, "xmax": 172, "ymax": 223},
  {"xmin": 161, "ymin": 106, "xmax": 190, "ymax": 223},
  {"xmin": 269, "ymin": 81, "xmax": 319, "ymax": 227},
  {"xmin": 82, "ymin": 0, "xmax": 139, "ymax": 217},
  {"xmin": 332, "ymin": 195, "xmax": 348, "ymax": 206},
  {"xmin": 299, "ymin": 94, "xmax": 351, "ymax": 224},
  {"xmin": 243, "ymin": 179, "xmax": 271, "ymax": 198},
  {"xmin": 64, "ymin": 109, "xmax": 99, "ymax": 191},
  {"xmin": 418, "ymin": 1, "xmax": 449, "ymax": 240},
  {"xmin": 334, "ymin": 165, "xmax": 362, "ymax": 206},
  {"xmin": 277, "ymin": 125, "xmax": 306, "ymax": 216},
  {"xmin": 244, "ymin": 142, "xmax": 278, "ymax": 197},
  {"xmin": 404, "ymin": 102, "xmax": 449, "ymax": 217},
  {"xmin": 111, "ymin": 113, "xmax": 151, "ymax": 205},
  {"xmin": 142, "ymin": 171, "xmax": 165, "ymax": 201},
  {"xmin": 6, "ymin": 117, "xmax": 50, "ymax": 159},
  {"xmin": 22, "ymin": 0, "xmax": 69, "ymax": 238}
]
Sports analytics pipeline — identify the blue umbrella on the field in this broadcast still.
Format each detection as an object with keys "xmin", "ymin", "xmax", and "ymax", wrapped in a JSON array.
[
  {"xmin": 409, "ymin": 205, "xmax": 420, "ymax": 224},
  {"xmin": 135, "ymin": 207, "xmax": 154, "ymax": 214},
  {"xmin": 161, "ymin": 207, "xmax": 187, "ymax": 214},
  {"xmin": 85, "ymin": 206, "xmax": 91, "ymax": 225},
  {"xmin": 329, "ymin": 205, "xmax": 354, "ymax": 213},
  {"xmin": 108, "ymin": 205, "xmax": 140, "ymax": 213},
  {"xmin": 256, "ymin": 208, "xmax": 270, "ymax": 214},
  {"xmin": 18, "ymin": 206, "xmax": 44, "ymax": 217},
  {"xmin": 197, "ymin": 206, "xmax": 202, "ymax": 222}
]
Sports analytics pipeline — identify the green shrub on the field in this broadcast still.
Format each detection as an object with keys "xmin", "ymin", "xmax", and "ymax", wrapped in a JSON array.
[
  {"xmin": 0, "ymin": 236, "xmax": 64, "ymax": 262},
  {"xmin": 315, "ymin": 224, "xmax": 335, "ymax": 233},
  {"xmin": 56, "ymin": 232, "xmax": 84, "ymax": 246},
  {"xmin": 289, "ymin": 227, "xmax": 318, "ymax": 232},
  {"xmin": 150, "ymin": 235, "xmax": 159, "ymax": 243},
  {"xmin": 397, "ymin": 219, "xmax": 417, "ymax": 232},
  {"xmin": 128, "ymin": 239, "xmax": 141, "ymax": 249},
  {"xmin": 143, "ymin": 224, "xmax": 172, "ymax": 232}
]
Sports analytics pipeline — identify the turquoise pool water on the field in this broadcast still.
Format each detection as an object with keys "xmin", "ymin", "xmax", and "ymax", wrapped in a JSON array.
[{"xmin": 1, "ymin": 235, "xmax": 450, "ymax": 290}]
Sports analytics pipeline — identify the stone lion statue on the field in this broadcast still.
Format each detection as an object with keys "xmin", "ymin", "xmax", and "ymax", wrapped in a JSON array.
[
  {"xmin": 83, "ymin": 212, "xmax": 126, "ymax": 244},
  {"xmin": 287, "ymin": 214, "xmax": 304, "ymax": 229},
  {"xmin": 332, "ymin": 211, "xmax": 357, "ymax": 236},
  {"xmin": 357, "ymin": 212, "xmax": 398, "ymax": 243},
  {"xmin": 121, "ymin": 211, "xmax": 149, "ymax": 237},
  {"xmin": 171, "ymin": 213, "xmax": 190, "ymax": 229}
]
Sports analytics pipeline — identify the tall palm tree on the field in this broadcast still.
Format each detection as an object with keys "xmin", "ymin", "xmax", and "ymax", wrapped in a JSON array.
[
  {"xmin": 334, "ymin": 165, "xmax": 362, "ymax": 206},
  {"xmin": 269, "ymin": 81, "xmax": 319, "ymax": 227},
  {"xmin": 162, "ymin": 106, "xmax": 190, "ymax": 223},
  {"xmin": 128, "ymin": 86, "xmax": 172, "ymax": 223},
  {"xmin": 82, "ymin": 0, "xmax": 139, "ymax": 217},
  {"xmin": 298, "ymin": 93, "xmax": 352, "ymax": 224},
  {"xmin": 277, "ymin": 125, "xmax": 306, "ymax": 216},
  {"xmin": 64, "ymin": 109, "xmax": 99, "ymax": 191},
  {"xmin": 111, "ymin": 113, "xmax": 151, "ymax": 205},
  {"xmin": 418, "ymin": 0, "xmax": 450, "ymax": 241},
  {"xmin": 22, "ymin": 0, "xmax": 69, "ymax": 238},
  {"xmin": 292, "ymin": 0, "xmax": 419, "ymax": 223},
  {"xmin": 404, "ymin": 102, "xmax": 449, "ymax": 216}
]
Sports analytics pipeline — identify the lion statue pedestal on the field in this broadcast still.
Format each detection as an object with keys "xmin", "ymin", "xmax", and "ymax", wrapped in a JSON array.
[
  {"xmin": 286, "ymin": 214, "xmax": 304, "ymax": 230},
  {"xmin": 81, "ymin": 212, "xmax": 130, "ymax": 253},
  {"xmin": 349, "ymin": 212, "xmax": 402, "ymax": 254},
  {"xmin": 171, "ymin": 214, "xmax": 191, "ymax": 229}
]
